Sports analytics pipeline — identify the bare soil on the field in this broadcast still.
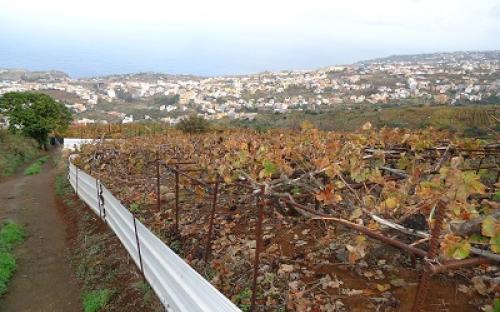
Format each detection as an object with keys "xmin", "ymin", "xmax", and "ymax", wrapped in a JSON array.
[{"xmin": 0, "ymin": 155, "xmax": 82, "ymax": 311}]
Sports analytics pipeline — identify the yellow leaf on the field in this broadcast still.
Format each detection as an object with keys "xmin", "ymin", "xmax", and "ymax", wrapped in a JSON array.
[
  {"xmin": 482, "ymin": 216, "xmax": 499, "ymax": 238},
  {"xmin": 376, "ymin": 284, "xmax": 391, "ymax": 292},
  {"xmin": 382, "ymin": 197, "xmax": 399, "ymax": 210}
]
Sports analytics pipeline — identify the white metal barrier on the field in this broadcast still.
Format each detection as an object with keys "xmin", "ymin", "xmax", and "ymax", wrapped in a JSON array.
[
  {"xmin": 68, "ymin": 157, "xmax": 241, "ymax": 312},
  {"xmin": 63, "ymin": 138, "xmax": 97, "ymax": 151}
]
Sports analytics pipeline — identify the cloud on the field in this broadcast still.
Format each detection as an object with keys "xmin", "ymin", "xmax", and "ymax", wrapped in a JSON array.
[{"xmin": 0, "ymin": 0, "xmax": 498, "ymax": 76}]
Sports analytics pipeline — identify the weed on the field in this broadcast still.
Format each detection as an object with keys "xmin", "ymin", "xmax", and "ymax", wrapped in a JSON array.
[
  {"xmin": 0, "ymin": 130, "xmax": 39, "ymax": 177},
  {"xmin": 137, "ymin": 282, "xmax": 154, "ymax": 302},
  {"xmin": 129, "ymin": 203, "xmax": 141, "ymax": 213},
  {"xmin": 55, "ymin": 175, "xmax": 71, "ymax": 196},
  {"xmin": 0, "ymin": 221, "xmax": 25, "ymax": 296},
  {"xmin": 493, "ymin": 298, "xmax": 500, "ymax": 312},
  {"xmin": 0, "ymin": 222, "xmax": 26, "ymax": 248},
  {"xmin": 24, "ymin": 156, "xmax": 49, "ymax": 175},
  {"xmin": 169, "ymin": 240, "xmax": 182, "ymax": 255},
  {"xmin": 232, "ymin": 287, "xmax": 252, "ymax": 312},
  {"xmin": 204, "ymin": 267, "xmax": 216, "ymax": 280},
  {"xmin": 493, "ymin": 191, "xmax": 500, "ymax": 202},
  {"xmin": 0, "ymin": 251, "xmax": 15, "ymax": 295},
  {"xmin": 82, "ymin": 288, "xmax": 111, "ymax": 312},
  {"xmin": 24, "ymin": 163, "xmax": 42, "ymax": 175}
]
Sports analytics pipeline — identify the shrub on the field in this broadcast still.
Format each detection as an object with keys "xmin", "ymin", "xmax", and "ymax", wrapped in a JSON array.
[{"xmin": 176, "ymin": 116, "xmax": 210, "ymax": 133}]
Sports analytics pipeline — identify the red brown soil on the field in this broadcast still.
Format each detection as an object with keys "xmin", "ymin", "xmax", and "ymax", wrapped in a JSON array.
[{"xmin": 0, "ymin": 155, "xmax": 81, "ymax": 311}]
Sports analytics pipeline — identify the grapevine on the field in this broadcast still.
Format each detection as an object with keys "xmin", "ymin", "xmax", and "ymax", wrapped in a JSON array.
[{"xmin": 72, "ymin": 124, "xmax": 499, "ymax": 311}]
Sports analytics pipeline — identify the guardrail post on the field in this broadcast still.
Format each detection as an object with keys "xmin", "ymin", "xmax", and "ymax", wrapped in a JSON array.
[
  {"xmin": 133, "ymin": 217, "xmax": 145, "ymax": 282},
  {"xmin": 250, "ymin": 185, "xmax": 265, "ymax": 312},
  {"xmin": 204, "ymin": 174, "xmax": 220, "ymax": 263},
  {"xmin": 98, "ymin": 181, "xmax": 106, "ymax": 221},
  {"xmin": 96, "ymin": 178, "xmax": 102, "ymax": 219},
  {"xmin": 75, "ymin": 167, "xmax": 79, "ymax": 196}
]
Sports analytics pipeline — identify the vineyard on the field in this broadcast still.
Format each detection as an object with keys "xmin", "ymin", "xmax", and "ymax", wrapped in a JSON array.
[{"xmin": 71, "ymin": 124, "xmax": 499, "ymax": 312}]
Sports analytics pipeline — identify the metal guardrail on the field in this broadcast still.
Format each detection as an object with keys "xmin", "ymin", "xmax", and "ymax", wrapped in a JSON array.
[{"xmin": 68, "ymin": 157, "xmax": 241, "ymax": 312}]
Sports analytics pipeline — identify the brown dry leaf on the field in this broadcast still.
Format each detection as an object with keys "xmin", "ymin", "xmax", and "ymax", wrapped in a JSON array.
[
  {"xmin": 349, "ymin": 208, "xmax": 363, "ymax": 221},
  {"xmin": 471, "ymin": 276, "xmax": 487, "ymax": 295},
  {"xmin": 341, "ymin": 289, "xmax": 364, "ymax": 296},
  {"xmin": 376, "ymin": 283, "xmax": 391, "ymax": 292},
  {"xmin": 278, "ymin": 264, "xmax": 294, "ymax": 276},
  {"xmin": 346, "ymin": 235, "xmax": 367, "ymax": 263},
  {"xmin": 457, "ymin": 284, "xmax": 471, "ymax": 295}
]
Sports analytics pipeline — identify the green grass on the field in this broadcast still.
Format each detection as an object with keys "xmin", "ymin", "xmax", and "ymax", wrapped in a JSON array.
[
  {"xmin": 0, "ymin": 221, "xmax": 26, "ymax": 296},
  {"xmin": 0, "ymin": 130, "xmax": 39, "ymax": 177},
  {"xmin": 82, "ymin": 288, "xmax": 111, "ymax": 312},
  {"xmin": 24, "ymin": 156, "xmax": 49, "ymax": 176}
]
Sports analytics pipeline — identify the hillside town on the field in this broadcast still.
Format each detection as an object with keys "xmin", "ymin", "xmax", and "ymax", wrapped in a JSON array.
[{"xmin": 1, "ymin": 50, "xmax": 499, "ymax": 125}]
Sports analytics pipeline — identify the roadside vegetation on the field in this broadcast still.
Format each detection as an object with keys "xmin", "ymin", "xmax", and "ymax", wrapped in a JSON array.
[
  {"xmin": 54, "ymin": 170, "xmax": 162, "ymax": 312},
  {"xmin": 23, "ymin": 156, "xmax": 49, "ymax": 176},
  {"xmin": 0, "ymin": 130, "xmax": 39, "ymax": 178},
  {"xmin": 0, "ymin": 221, "xmax": 26, "ymax": 297}
]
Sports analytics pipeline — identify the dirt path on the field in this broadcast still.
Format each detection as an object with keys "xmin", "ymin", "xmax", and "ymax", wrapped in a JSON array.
[{"xmin": 0, "ymin": 154, "xmax": 81, "ymax": 311}]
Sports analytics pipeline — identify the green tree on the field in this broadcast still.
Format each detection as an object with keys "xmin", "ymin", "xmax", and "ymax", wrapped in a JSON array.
[
  {"xmin": 0, "ymin": 92, "xmax": 72, "ymax": 148},
  {"xmin": 176, "ymin": 115, "xmax": 211, "ymax": 133}
]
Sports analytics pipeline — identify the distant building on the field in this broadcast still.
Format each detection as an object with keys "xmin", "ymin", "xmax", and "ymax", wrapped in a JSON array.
[{"xmin": 122, "ymin": 115, "xmax": 134, "ymax": 124}]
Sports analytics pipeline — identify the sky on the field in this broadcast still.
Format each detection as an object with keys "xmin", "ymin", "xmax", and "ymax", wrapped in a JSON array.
[{"xmin": 0, "ymin": 0, "xmax": 499, "ymax": 78}]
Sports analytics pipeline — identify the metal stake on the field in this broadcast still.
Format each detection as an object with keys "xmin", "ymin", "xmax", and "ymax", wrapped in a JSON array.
[
  {"xmin": 156, "ymin": 151, "xmax": 161, "ymax": 211},
  {"xmin": 175, "ymin": 163, "xmax": 180, "ymax": 233},
  {"xmin": 250, "ymin": 185, "xmax": 265, "ymax": 312},
  {"xmin": 204, "ymin": 174, "xmax": 220, "ymax": 262},
  {"xmin": 411, "ymin": 199, "xmax": 447, "ymax": 312},
  {"xmin": 476, "ymin": 158, "xmax": 483, "ymax": 174}
]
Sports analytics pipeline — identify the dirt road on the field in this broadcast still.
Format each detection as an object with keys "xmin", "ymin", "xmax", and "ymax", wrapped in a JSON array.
[{"xmin": 0, "ymin": 155, "xmax": 81, "ymax": 311}]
